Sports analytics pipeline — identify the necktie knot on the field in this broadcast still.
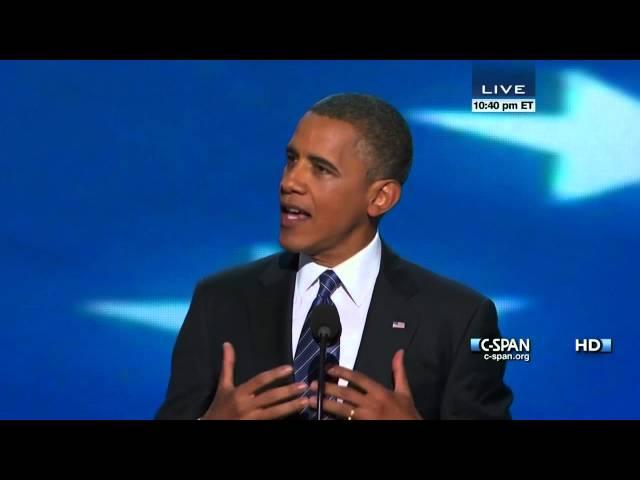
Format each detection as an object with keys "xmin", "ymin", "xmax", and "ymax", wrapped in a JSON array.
[{"xmin": 317, "ymin": 269, "xmax": 341, "ymax": 301}]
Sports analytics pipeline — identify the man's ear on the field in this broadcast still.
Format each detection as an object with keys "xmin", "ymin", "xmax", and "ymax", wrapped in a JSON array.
[{"xmin": 367, "ymin": 180, "xmax": 402, "ymax": 219}]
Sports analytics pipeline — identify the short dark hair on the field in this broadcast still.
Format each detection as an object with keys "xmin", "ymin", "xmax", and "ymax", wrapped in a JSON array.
[{"xmin": 309, "ymin": 93, "xmax": 413, "ymax": 185}]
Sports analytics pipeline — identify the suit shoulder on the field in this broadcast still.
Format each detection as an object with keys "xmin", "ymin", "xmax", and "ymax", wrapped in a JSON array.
[
  {"xmin": 397, "ymin": 257, "xmax": 489, "ymax": 309},
  {"xmin": 394, "ymin": 257, "xmax": 497, "ymax": 337},
  {"xmin": 194, "ymin": 253, "xmax": 281, "ymax": 295}
]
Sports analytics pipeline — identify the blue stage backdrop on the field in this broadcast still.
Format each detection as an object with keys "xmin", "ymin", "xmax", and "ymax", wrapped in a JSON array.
[{"xmin": 1, "ymin": 60, "xmax": 638, "ymax": 419}]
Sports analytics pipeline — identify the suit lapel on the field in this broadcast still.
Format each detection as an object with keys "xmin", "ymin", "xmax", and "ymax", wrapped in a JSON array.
[
  {"xmin": 249, "ymin": 251, "xmax": 298, "ymax": 372},
  {"xmin": 353, "ymin": 242, "xmax": 420, "ymax": 389}
]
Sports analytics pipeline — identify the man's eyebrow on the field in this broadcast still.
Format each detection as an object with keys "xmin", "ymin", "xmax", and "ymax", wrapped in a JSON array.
[
  {"xmin": 308, "ymin": 154, "xmax": 340, "ymax": 175},
  {"xmin": 285, "ymin": 146, "xmax": 340, "ymax": 175},
  {"xmin": 286, "ymin": 145, "xmax": 298, "ymax": 156}
]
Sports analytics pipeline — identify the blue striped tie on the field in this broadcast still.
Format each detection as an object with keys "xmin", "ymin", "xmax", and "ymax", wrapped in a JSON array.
[{"xmin": 294, "ymin": 269, "xmax": 341, "ymax": 419}]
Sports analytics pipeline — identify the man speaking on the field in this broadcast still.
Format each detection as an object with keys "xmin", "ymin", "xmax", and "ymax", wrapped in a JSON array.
[{"xmin": 156, "ymin": 93, "xmax": 513, "ymax": 420}]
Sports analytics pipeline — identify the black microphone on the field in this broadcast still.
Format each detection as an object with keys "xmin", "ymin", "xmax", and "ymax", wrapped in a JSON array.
[{"xmin": 309, "ymin": 303, "xmax": 342, "ymax": 420}]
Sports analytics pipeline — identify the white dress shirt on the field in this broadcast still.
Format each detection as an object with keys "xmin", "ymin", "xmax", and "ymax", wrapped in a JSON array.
[{"xmin": 291, "ymin": 231, "xmax": 382, "ymax": 387}]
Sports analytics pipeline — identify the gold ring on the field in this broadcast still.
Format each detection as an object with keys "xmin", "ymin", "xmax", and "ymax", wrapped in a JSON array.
[{"xmin": 347, "ymin": 409, "xmax": 355, "ymax": 421}]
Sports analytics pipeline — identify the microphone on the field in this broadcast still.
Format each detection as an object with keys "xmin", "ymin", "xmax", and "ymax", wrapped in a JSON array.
[{"xmin": 309, "ymin": 303, "xmax": 342, "ymax": 420}]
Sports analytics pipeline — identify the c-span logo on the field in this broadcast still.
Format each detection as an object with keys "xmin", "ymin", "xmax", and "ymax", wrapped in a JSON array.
[
  {"xmin": 472, "ymin": 63, "xmax": 536, "ymax": 113},
  {"xmin": 470, "ymin": 338, "xmax": 531, "ymax": 362}
]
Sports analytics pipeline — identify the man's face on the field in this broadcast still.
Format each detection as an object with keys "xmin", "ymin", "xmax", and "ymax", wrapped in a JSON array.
[{"xmin": 279, "ymin": 112, "xmax": 374, "ymax": 264}]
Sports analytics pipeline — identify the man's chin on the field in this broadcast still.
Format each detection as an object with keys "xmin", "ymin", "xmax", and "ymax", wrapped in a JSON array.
[{"xmin": 279, "ymin": 232, "xmax": 313, "ymax": 254}]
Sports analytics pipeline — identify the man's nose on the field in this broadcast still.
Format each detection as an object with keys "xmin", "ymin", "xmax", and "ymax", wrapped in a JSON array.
[{"xmin": 280, "ymin": 162, "xmax": 307, "ymax": 195}]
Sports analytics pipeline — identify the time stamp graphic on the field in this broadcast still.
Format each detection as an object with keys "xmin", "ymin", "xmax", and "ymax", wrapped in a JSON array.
[
  {"xmin": 472, "ymin": 98, "xmax": 536, "ymax": 112},
  {"xmin": 472, "ymin": 63, "xmax": 537, "ymax": 113}
]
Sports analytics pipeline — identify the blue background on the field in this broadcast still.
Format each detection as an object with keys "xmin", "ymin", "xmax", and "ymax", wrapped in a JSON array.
[{"xmin": 1, "ymin": 60, "xmax": 638, "ymax": 419}]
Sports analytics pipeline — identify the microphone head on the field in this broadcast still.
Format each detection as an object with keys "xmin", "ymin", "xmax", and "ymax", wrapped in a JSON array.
[{"xmin": 309, "ymin": 303, "xmax": 342, "ymax": 346}]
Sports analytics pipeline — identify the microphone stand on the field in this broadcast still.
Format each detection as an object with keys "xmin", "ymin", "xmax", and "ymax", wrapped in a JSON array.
[{"xmin": 316, "ymin": 334, "xmax": 328, "ymax": 421}]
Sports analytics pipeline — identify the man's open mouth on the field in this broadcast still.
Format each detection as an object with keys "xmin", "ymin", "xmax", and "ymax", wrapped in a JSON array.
[{"xmin": 281, "ymin": 204, "xmax": 312, "ymax": 225}]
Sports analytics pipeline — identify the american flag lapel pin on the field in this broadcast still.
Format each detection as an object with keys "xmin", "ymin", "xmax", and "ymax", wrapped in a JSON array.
[{"xmin": 392, "ymin": 321, "xmax": 405, "ymax": 329}]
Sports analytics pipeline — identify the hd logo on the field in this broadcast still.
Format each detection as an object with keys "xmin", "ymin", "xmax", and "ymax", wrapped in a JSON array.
[
  {"xmin": 470, "ymin": 338, "xmax": 531, "ymax": 362},
  {"xmin": 575, "ymin": 338, "xmax": 613, "ymax": 353}
]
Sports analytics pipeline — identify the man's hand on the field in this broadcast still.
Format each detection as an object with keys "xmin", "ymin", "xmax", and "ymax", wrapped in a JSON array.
[
  {"xmin": 201, "ymin": 342, "xmax": 308, "ymax": 420},
  {"xmin": 309, "ymin": 349, "xmax": 423, "ymax": 420}
]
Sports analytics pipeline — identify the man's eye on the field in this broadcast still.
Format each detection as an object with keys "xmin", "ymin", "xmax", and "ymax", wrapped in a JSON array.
[{"xmin": 315, "ymin": 164, "xmax": 330, "ymax": 174}]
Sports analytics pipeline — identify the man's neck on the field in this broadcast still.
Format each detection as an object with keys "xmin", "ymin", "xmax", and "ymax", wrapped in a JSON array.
[{"xmin": 307, "ymin": 229, "xmax": 378, "ymax": 268}]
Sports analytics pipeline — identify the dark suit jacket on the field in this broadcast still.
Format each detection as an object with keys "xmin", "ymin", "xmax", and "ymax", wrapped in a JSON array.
[{"xmin": 155, "ymin": 242, "xmax": 513, "ymax": 420}]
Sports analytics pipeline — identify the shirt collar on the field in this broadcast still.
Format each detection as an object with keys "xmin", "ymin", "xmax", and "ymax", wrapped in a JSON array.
[{"xmin": 297, "ymin": 231, "xmax": 382, "ymax": 307}]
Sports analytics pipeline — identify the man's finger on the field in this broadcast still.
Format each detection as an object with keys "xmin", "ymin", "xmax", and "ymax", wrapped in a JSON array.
[
  {"xmin": 392, "ymin": 349, "xmax": 411, "ymax": 395},
  {"xmin": 308, "ymin": 396, "xmax": 368, "ymax": 419},
  {"xmin": 326, "ymin": 365, "xmax": 384, "ymax": 397},
  {"xmin": 218, "ymin": 342, "xmax": 236, "ymax": 389},
  {"xmin": 251, "ymin": 382, "xmax": 307, "ymax": 409},
  {"xmin": 251, "ymin": 396, "xmax": 309, "ymax": 420},
  {"xmin": 309, "ymin": 380, "xmax": 367, "ymax": 407},
  {"xmin": 237, "ymin": 364, "xmax": 294, "ymax": 396}
]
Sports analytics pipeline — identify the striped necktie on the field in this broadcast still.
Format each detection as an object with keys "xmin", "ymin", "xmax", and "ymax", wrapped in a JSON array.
[{"xmin": 293, "ymin": 269, "xmax": 341, "ymax": 418}]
